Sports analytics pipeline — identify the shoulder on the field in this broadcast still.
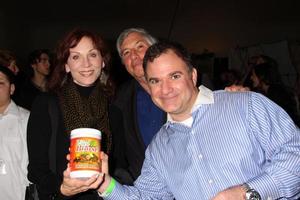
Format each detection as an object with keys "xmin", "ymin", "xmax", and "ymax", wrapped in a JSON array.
[
  {"xmin": 115, "ymin": 79, "xmax": 136, "ymax": 96},
  {"xmin": 8, "ymin": 101, "xmax": 30, "ymax": 123},
  {"xmin": 213, "ymin": 89, "xmax": 272, "ymax": 102},
  {"xmin": 33, "ymin": 92, "xmax": 58, "ymax": 104},
  {"xmin": 209, "ymin": 90, "xmax": 279, "ymax": 118},
  {"xmin": 113, "ymin": 79, "xmax": 137, "ymax": 105},
  {"xmin": 30, "ymin": 92, "xmax": 59, "ymax": 113},
  {"xmin": 236, "ymin": 91, "xmax": 294, "ymax": 126},
  {"xmin": 18, "ymin": 106, "xmax": 30, "ymax": 115},
  {"xmin": 213, "ymin": 90, "xmax": 293, "ymax": 120},
  {"xmin": 212, "ymin": 90, "xmax": 253, "ymax": 107}
]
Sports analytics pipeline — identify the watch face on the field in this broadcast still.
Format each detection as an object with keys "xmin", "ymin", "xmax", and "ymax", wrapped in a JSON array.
[{"xmin": 246, "ymin": 189, "xmax": 262, "ymax": 200}]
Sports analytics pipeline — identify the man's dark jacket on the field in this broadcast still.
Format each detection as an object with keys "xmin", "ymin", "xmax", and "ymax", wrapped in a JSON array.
[{"xmin": 109, "ymin": 79, "xmax": 166, "ymax": 185}]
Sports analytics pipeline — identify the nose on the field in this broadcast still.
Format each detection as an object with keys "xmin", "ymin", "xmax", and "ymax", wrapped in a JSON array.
[
  {"xmin": 83, "ymin": 56, "xmax": 91, "ymax": 67},
  {"xmin": 14, "ymin": 65, "xmax": 19, "ymax": 74},
  {"xmin": 161, "ymin": 80, "xmax": 172, "ymax": 95},
  {"xmin": 45, "ymin": 60, "xmax": 50, "ymax": 67},
  {"xmin": 130, "ymin": 49, "xmax": 138, "ymax": 60}
]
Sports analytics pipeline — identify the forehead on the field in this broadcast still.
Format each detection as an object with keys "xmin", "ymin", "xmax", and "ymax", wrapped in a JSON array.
[
  {"xmin": 40, "ymin": 53, "xmax": 49, "ymax": 58},
  {"xmin": 147, "ymin": 50, "xmax": 188, "ymax": 75},
  {"xmin": 120, "ymin": 32, "xmax": 149, "ymax": 49},
  {"xmin": 0, "ymin": 72, "xmax": 9, "ymax": 81},
  {"xmin": 39, "ymin": 53, "xmax": 49, "ymax": 61},
  {"xmin": 71, "ymin": 37, "xmax": 95, "ymax": 51}
]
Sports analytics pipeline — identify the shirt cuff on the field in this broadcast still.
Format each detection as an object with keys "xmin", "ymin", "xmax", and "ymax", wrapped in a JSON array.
[
  {"xmin": 247, "ymin": 172, "xmax": 281, "ymax": 199},
  {"xmin": 101, "ymin": 181, "xmax": 124, "ymax": 199}
]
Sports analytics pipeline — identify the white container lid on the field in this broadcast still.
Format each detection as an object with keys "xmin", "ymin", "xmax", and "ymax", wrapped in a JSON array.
[
  {"xmin": 70, "ymin": 128, "xmax": 101, "ymax": 139},
  {"xmin": 70, "ymin": 170, "xmax": 100, "ymax": 179}
]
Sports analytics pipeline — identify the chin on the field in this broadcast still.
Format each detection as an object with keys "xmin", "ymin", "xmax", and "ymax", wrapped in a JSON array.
[
  {"xmin": 134, "ymin": 69, "xmax": 144, "ymax": 76},
  {"xmin": 76, "ymin": 80, "xmax": 96, "ymax": 87},
  {"xmin": 162, "ymin": 106, "xmax": 178, "ymax": 114}
]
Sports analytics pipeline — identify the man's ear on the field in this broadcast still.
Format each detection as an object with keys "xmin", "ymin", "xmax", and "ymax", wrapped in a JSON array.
[
  {"xmin": 10, "ymin": 83, "xmax": 15, "ymax": 96},
  {"xmin": 65, "ymin": 64, "xmax": 70, "ymax": 73},
  {"xmin": 192, "ymin": 68, "xmax": 197, "ymax": 86}
]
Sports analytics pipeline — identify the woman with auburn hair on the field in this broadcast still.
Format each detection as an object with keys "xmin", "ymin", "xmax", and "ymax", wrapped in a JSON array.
[{"xmin": 27, "ymin": 28, "xmax": 113, "ymax": 200}]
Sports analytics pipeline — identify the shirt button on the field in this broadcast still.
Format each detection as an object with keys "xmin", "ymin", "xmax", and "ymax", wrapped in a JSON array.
[
  {"xmin": 208, "ymin": 179, "xmax": 213, "ymax": 184},
  {"xmin": 267, "ymin": 197, "xmax": 273, "ymax": 200},
  {"xmin": 198, "ymin": 154, "xmax": 203, "ymax": 159}
]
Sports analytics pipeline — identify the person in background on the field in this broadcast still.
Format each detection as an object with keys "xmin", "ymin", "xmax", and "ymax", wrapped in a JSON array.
[
  {"xmin": 250, "ymin": 62, "xmax": 300, "ymax": 126},
  {"xmin": 0, "ymin": 49, "xmax": 19, "ymax": 75},
  {"xmin": 56, "ymin": 41, "xmax": 300, "ymax": 199},
  {"xmin": 217, "ymin": 69, "xmax": 241, "ymax": 89},
  {"xmin": 0, "ymin": 49, "xmax": 25, "ymax": 102},
  {"xmin": 27, "ymin": 28, "xmax": 112, "ymax": 200},
  {"xmin": 109, "ymin": 28, "xmax": 166, "ymax": 184},
  {"xmin": 0, "ymin": 65, "xmax": 30, "ymax": 200},
  {"xmin": 16, "ymin": 49, "xmax": 51, "ymax": 110},
  {"xmin": 240, "ymin": 54, "xmax": 279, "ymax": 90}
]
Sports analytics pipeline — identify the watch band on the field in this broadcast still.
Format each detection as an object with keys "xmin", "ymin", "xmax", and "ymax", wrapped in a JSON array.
[
  {"xmin": 242, "ymin": 183, "xmax": 262, "ymax": 200},
  {"xmin": 242, "ymin": 183, "xmax": 251, "ymax": 191}
]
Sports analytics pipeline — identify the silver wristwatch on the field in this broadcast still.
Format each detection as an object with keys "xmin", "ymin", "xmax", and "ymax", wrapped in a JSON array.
[{"xmin": 242, "ymin": 183, "xmax": 262, "ymax": 200}]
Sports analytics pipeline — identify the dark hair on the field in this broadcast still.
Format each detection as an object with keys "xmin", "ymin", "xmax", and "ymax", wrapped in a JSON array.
[
  {"xmin": 27, "ymin": 49, "xmax": 51, "ymax": 78},
  {"xmin": 143, "ymin": 41, "xmax": 193, "ymax": 75},
  {"xmin": 0, "ymin": 65, "xmax": 15, "ymax": 84},
  {"xmin": 0, "ymin": 50, "xmax": 16, "ymax": 67},
  {"xmin": 28, "ymin": 49, "xmax": 50, "ymax": 65},
  {"xmin": 48, "ymin": 28, "xmax": 110, "ymax": 92},
  {"xmin": 253, "ymin": 63, "xmax": 282, "ymax": 85}
]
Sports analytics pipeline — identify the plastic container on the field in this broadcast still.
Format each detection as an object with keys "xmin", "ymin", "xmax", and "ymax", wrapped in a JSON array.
[{"xmin": 69, "ymin": 128, "xmax": 101, "ymax": 179}]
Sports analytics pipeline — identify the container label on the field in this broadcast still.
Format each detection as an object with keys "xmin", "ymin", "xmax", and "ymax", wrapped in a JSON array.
[{"xmin": 70, "ymin": 137, "xmax": 101, "ymax": 172}]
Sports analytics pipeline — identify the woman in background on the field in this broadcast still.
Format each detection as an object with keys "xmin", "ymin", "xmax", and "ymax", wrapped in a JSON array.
[
  {"xmin": 250, "ymin": 62, "xmax": 300, "ymax": 127},
  {"xmin": 17, "ymin": 49, "xmax": 52, "ymax": 110}
]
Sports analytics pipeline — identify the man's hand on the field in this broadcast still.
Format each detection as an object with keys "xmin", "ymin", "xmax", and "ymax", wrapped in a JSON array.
[
  {"xmin": 225, "ymin": 84, "xmax": 250, "ymax": 92},
  {"xmin": 212, "ymin": 185, "xmax": 246, "ymax": 200}
]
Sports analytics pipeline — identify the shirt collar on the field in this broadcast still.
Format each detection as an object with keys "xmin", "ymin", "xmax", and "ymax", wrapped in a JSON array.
[
  {"xmin": 167, "ymin": 85, "xmax": 214, "ymax": 126},
  {"xmin": 191, "ymin": 85, "xmax": 214, "ymax": 112},
  {"xmin": 1, "ymin": 100, "xmax": 19, "ymax": 117}
]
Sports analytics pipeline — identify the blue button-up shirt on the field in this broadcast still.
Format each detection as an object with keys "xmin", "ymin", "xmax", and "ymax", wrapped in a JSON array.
[{"xmin": 105, "ymin": 86, "xmax": 300, "ymax": 200}]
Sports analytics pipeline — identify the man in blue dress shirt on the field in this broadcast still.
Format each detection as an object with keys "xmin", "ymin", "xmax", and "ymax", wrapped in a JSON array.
[{"xmin": 61, "ymin": 41, "xmax": 300, "ymax": 200}]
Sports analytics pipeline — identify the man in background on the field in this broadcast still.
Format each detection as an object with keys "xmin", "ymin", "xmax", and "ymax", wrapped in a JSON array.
[
  {"xmin": 0, "ymin": 65, "xmax": 30, "ymax": 200},
  {"xmin": 110, "ymin": 28, "xmax": 165, "ymax": 184}
]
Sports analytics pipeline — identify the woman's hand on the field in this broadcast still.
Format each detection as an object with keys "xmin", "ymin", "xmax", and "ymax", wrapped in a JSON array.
[
  {"xmin": 60, "ymin": 167, "xmax": 104, "ymax": 196},
  {"xmin": 97, "ymin": 152, "xmax": 113, "ymax": 194}
]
